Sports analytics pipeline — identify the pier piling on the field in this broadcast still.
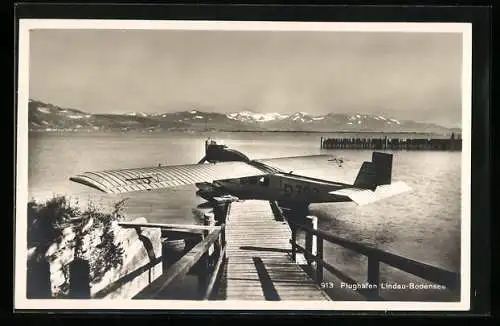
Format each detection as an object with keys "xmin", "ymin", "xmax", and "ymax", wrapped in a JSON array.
[
  {"xmin": 197, "ymin": 213, "xmax": 215, "ymax": 297},
  {"xmin": 269, "ymin": 200, "xmax": 285, "ymax": 221},
  {"xmin": 68, "ymin": 258, "xmax": 91, "ymax": 299},
  {"xmin": 305, "ymin": 216, "xmax": 318, "ymax": 267},
  {"xmin": 212, "ymin": 201, "xmax": 229, "ymax": 225},
  {"xmin": 320, "ymin": 135, "xmax": 462, "ymax": 151},
  {"xmin": 162, "ymin": 237, "xmax": 188, "ymax": 274},
  {"xmin": 367, "ymin": 257, "xmax": 380, "ymax": 300}
]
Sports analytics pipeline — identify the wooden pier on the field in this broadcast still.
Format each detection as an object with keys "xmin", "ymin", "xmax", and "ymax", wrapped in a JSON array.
[
  {"xmin": 320, "ymin": 135, "xmax": 462, "ymax": 151},
  {"xmin": 126, "ymin": 198, "xmax": 459, "ymax": 301},
  {"xmin": 216, "ymin": 200, "xmax": 330, "ymax": 301},
  {"xmin": 28, "ymin": 198, "xmax": 460, "ymax": 301}
]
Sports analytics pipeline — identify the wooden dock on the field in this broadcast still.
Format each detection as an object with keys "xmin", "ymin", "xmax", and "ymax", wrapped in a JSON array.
[
  {"xmin": 215, "ymin": 200, "xmax": 331, "ymax": 301},
  {"xmin": 28, "ymin": 198, "xmax": 460, "ymax": 301}
]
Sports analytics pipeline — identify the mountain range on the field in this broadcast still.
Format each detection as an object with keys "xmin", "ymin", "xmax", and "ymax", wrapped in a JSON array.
[{"xmin": 27, "ymin": 99, "xmax": 460, "ymax": 134}]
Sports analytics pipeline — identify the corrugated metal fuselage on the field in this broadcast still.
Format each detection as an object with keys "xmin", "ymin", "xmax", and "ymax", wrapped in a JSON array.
[{"xmin": 208, "ymin": 173, "xmax": 352, "ymax": 204}]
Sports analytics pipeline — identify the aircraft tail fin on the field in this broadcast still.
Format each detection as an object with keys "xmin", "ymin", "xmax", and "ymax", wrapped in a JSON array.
[{"xmin": 353, "ymin": 152, "xmax": 393, "ymax": 190}]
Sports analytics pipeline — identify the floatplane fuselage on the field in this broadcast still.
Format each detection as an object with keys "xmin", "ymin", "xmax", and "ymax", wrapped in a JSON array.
[
  {"xmin": 195, "ymin": 150, "xmax": 411, "ymax": 210},
  {"xmin": 70, "ymin": 140, "xmax": 411, "ymax": 210},
  {"xmin": 197, "ymin": 173, "xmax": 354, "ymax": 204}
]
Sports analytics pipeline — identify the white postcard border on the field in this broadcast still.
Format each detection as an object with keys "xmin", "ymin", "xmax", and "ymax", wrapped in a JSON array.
[{"xmin": 15, "ymin": 19, "xmax": 473, "ymax": 311}]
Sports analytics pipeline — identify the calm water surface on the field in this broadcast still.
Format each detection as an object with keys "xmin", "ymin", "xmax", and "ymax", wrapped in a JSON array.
[{"xmin": 27, "ymin": 131, "xmax": 462, "ymax": 300}]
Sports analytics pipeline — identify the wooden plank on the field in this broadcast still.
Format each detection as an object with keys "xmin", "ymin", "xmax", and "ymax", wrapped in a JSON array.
[
  {"xmin": 119, "ymin": 221, "xmax": 216, "ymax": 231},
  {"xmin": 227, "ymin": 274, "xmax": 309, "ymax": 279},
  {"xmin": 218, "ymin": 200, "xmax": 331, "ymax": 301}
]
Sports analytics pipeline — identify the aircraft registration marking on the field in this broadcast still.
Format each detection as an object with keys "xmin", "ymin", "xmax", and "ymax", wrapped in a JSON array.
[{"xmin": 283, "ymin": 183, "xmax": 320, "ymax": 197}]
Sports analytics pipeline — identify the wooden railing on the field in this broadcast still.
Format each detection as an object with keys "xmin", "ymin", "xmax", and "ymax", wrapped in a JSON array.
[
  {"xmin": 26, "ymin": 221, "xmax": 226, "ymax": 300},
  {"xmin": 132, "ymin": 223, "xmax": 226, "ymax": 300},
  {"xmin": 288, "ymin": 219, "xmax": 460, "ymax": 300}
]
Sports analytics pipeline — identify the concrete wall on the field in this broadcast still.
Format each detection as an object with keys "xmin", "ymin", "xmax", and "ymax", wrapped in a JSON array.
[
  {"xmin": 44, "ymin": 225, "xmax": 78, "ymax": 297},
  {"xmin": 90, "ymin": 218, "xmax": 162, "ymax": 299},
  {"xmin": 43, "ymin": 217, "xmax": 162, "ymax": 299}
]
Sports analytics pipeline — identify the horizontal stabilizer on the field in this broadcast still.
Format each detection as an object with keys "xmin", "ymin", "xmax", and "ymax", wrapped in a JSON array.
[
  {"xmin": 253, "ymin": 154, "xmax": 334, "ymax": 173},
  {"xmin": 329, "ymin": 181, "xmax": 411, "ymax": 206}
]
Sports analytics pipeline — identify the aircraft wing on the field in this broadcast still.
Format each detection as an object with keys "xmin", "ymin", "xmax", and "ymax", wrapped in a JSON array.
[
  {"xmin": 253, "ymin": 154, "xmax": 336, "ymax": 173},
  {"xmin": 69, "ymin": 161, "xmax": 265, "ymax": 194},
  {"xmin": 329, "ymin": 181, "xmax": 412, "ymax": 206}
]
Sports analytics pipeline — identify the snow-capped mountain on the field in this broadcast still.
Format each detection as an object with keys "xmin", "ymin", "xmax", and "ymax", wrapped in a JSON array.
[
  {"xmin": 222, "ymin": 110, "xmax": 421, "ymax": 132},
  {"xmin": 27, "ymin": 99, "xmax": 458, "ymax": 134},
  {"xmin": 225, "ymin": 111, "xmax": 401, "ymax": 125},
  {"xmin": 227, "ymin": 111, "xmax": 292, "ymax": 122}
]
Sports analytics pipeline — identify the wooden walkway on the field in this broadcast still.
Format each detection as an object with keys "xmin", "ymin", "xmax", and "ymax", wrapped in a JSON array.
[{"xmin": 216, "ymin": 200, "xmax": 331, "ymax": 301}]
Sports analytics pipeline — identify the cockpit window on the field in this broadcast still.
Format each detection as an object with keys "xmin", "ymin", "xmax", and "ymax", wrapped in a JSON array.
[
  {"xmin": 259, "ymin": 176, "xmax": 270, "ymax": 186},
  {"xmin": 242, "ymin": 176, "xmax": 269, "ymax": 186},
  {"xmin": 248, "ymin": 177, "xmax": 259, "ymax": 184}
]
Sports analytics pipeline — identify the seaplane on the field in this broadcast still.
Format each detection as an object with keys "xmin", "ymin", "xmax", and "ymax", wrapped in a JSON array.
[{"xmin": 69, "ymin": 139, "xmax": 411, "ymax": 213}]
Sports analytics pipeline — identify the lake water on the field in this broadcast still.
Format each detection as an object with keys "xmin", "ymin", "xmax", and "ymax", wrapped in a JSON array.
[{"xmin": 26, "ymin": 131, "xmax": 462, "ymax": 300}]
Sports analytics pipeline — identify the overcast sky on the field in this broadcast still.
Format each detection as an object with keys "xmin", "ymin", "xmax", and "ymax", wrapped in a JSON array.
[{"xmin": 29, "ymin": 29, "xmax": 463, "ymax": 127}]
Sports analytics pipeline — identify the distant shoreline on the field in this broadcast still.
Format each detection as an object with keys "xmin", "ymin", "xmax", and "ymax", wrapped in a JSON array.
[
  {"xmin": 28, "ymin": 129, "xmax": 459, "ymax": 135},
  {"xmin": 214, "ymin": 130, "xmax": 457, "ymax": 134}
]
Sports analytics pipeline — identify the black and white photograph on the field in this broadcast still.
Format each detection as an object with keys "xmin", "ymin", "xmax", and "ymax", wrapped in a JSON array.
[{"xmin": 15, "ymin": 19, "xmax": 472, "ymax": 311}]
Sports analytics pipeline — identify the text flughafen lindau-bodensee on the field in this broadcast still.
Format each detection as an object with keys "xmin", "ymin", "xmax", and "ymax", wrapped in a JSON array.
[{"xmin": 321, "ymin": 282, "xmax": 448, "ymax": 291}]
